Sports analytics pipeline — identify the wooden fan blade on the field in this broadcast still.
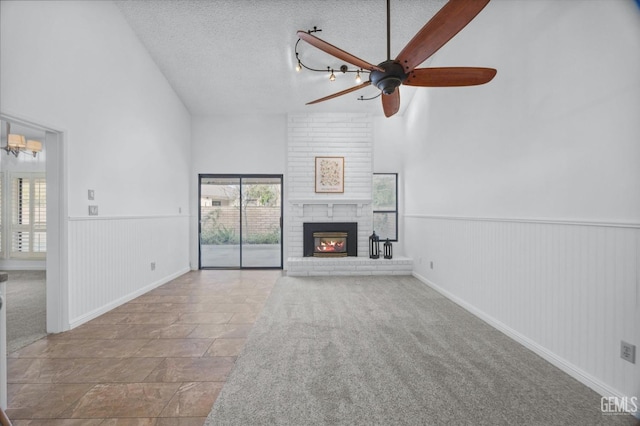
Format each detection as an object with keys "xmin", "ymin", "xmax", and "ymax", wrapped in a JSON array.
[
  {"xmin": 297, "ymin": 31, "xmax": 384, "ymax": 72},
  {"xmin": 381, "ymin": 90, "xmax": 400, "ymax": 117},
  {"xmin": 404, "ymin": 67, "xmax": 497, "ymax": 87},
  {"xmin": 396, "ymin": 0, "xmax": 491, "ymax": 73},
  {"xmin": 306, "ymin": 81, "xmax": 372, "ymax": 105}
]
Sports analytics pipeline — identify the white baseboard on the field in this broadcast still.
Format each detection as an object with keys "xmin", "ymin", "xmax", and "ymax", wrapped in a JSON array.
[
  {"xmin": 68, "ymin": 267, "xmax": 190, "ymax": 329},
  {"xmin": 412, "ymin": 271, "xmax": 634, "ymax": 408}
]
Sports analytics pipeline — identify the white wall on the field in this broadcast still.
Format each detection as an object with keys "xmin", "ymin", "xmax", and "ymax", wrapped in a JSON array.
[
  {"xmin": 191, "ymin": 114, "xmax": 286, "ymax": 175},
  {"xmin": 0, "ymin": 1, "xmax": 191, "ymax": 329},
  {"xmin": 190, "ymin": 114, "xmax": 287, "ymax": 267},
  {"xmin": 404, "ymin": 0, "xmax": 640, "ymax": 222},
  {"xmin": 402, "ymin": 0, "xmax": 640, "ymax": 406}
]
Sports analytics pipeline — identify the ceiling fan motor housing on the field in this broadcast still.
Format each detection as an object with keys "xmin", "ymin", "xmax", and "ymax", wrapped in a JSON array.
[{"xmin": 369, "ymin": 60, "xmax": 407, "ymax": 95}]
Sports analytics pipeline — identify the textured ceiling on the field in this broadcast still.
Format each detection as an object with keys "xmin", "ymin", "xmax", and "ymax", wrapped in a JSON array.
[{"xmin": 114, "ymin": 0, "xmax": 453, "ymax": 117}]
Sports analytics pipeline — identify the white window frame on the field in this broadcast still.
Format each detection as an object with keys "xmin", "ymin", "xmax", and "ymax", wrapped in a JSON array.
[
  {"xmin": 372, "ymin": 173, "xmax": 399, "ymax": 242},
  {"xmin": 9, "ymin": 172, "xmax": 46, "ymax": 259}
]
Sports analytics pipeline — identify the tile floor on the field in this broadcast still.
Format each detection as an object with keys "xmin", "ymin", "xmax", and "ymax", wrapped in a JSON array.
[{"xmin": 6, "ymin": 269, "xmax": 282, "ymax": 425}]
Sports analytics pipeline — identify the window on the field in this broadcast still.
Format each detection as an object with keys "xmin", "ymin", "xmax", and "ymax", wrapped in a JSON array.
[
  {"xmin": 10, "ymin": 173, "xmax": 46, "ymax": 258},
  {"xmin": 372, "ymin": 173, "xmax": 398, "ymax": 241}
]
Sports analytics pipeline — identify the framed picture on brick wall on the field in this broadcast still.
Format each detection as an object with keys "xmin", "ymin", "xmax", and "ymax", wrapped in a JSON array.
[{"xmin": 315, "ymin": 156, "xmax": 344, "ymax": 193}]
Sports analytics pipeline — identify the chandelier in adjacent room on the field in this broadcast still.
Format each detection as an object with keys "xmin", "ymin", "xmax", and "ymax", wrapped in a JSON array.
[{"xmin": 2, "ymin": 122, "xmax": 42, "ymax": 157}]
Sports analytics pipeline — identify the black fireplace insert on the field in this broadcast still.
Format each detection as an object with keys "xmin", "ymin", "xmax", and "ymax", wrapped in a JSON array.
[{"xmin": 303, "ymin": 222, "xmax": 358, "ymax": 257}]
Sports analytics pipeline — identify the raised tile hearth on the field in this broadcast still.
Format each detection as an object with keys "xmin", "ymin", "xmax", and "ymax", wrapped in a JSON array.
[{"xmin": 287, "ymin": 256, "xmax": 413, "ymax": 276}]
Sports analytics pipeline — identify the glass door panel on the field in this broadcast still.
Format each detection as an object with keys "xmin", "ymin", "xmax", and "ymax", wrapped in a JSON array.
[
  {"xmin": 241, "ymin": 177, "xmax": 282, "ymax": 267},
  {"xmin": 199, "ymin": 177, "xmax": 241, "ymax": 268},
  {"xmin": 199, "ymin": 175, "xmax": 282, "ymax": 269}
]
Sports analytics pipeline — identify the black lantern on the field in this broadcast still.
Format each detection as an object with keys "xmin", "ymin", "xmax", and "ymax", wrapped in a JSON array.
[
  {"xmin": 384, "ymin": 238, "xmax": 393, "ymax": 259},
  {"xmin": 369, "ymin": 231, "xmax": 380, "ymax": 259}
]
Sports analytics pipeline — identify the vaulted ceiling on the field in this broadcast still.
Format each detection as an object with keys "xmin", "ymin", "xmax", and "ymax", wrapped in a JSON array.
[{"xmin": 114, "ymin": 0, "xmax": 456, "ymax": 117}]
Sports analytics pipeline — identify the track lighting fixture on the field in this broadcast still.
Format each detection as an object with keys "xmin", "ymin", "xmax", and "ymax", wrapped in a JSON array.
[{"xmin": 294, "ymin": 27, "xmax": 370, "ymax": 86}]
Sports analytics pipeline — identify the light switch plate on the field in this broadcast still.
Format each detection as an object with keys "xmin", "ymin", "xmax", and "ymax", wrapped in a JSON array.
[
  {"xmin": 621, "ymin": 341, "xmax": 636, "ymax": 364},
  {"xmin": 88, "ymin": 189, "xmax": 95, "ymax": 200}
]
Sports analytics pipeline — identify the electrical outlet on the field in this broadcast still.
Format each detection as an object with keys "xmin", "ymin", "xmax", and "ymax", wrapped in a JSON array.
[
  {"xmin": 178, "ymin": 207, "xmax": 182, "ymax": 214},
  {"xmin": 88, "ymin": 205, "xmax": 98, "ymax": 216},
  {"xmin": 150, "ymin": 262, "xmax": 156, "ymax": 271},
  {"xmin": 430, "ymin": 261, "xmax": 434, "ymax": 269},
  {"xmin": 621, "ymin": 341, "xmax": 636, "ymax": 364}
]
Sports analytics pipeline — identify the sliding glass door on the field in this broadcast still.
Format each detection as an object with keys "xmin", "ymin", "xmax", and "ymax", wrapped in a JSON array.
[
  {"xmin": 199, "ymin": 174, "xmax": 282, "ymax": 269},
  {"xmin": 199, "ymin": 176, "xmax": 241, "ymax": 268}
]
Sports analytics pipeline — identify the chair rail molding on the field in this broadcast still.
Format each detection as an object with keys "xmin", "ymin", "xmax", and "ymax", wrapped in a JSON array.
[{"xmin": 404, "ymin": 213, "xmax": 640, "ymax": 229}]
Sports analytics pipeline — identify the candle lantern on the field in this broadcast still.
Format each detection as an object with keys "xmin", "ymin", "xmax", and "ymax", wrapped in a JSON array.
[
  {"xmin": 384, "ymin": 238, "xmax": 393, "ymax": 259},
  {"xmin": 369, "ymin": 231, "xmax": 380, "ymax": 259}
]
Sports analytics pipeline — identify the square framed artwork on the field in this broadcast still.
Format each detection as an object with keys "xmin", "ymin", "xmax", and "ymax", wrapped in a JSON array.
[{"xmin": 315, "ymin": 156, "xmax": 344, "ymax": 193}]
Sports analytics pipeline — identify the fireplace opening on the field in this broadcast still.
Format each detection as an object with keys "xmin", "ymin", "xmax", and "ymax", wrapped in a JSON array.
[
  {"xmin": 303, "ymin": 222, "xmax": 357, "ymax": 257},
  {"xmin": 313, "ymin": 232, "xmax": 347, "ymax": 257}
]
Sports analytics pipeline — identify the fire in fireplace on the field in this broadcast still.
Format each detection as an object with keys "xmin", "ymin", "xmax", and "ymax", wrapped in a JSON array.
[
  {"xmin": 303, "ymin": 222, "xmax": 358, "ymax": 257},
  {"xmin": 313, "ymin": 232, "xmax": 347, "ymax": 257}
]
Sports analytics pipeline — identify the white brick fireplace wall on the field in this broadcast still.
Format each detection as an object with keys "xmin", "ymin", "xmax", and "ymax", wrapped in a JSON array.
[{"xmin": 286, "ymin": 113, "xmax": 411, "ymax": 275}]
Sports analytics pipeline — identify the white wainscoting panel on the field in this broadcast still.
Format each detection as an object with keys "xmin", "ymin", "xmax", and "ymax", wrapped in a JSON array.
[
  {"xmin": 405, "ymin": 215, "xmax": 640, "ymax": 404},
  {"xmin": 68, "ymin": 215, "xmax": 190, "ymax": 327}
]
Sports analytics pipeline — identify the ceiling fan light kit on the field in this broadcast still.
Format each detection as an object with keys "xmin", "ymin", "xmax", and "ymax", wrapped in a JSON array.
[
  {"xmin": 370, "ymin": 61, "xmax": 407, "ymax": 95},
  {"xmin": 294, "ymin": 0, "xmax": 497, "ymax": 117}
]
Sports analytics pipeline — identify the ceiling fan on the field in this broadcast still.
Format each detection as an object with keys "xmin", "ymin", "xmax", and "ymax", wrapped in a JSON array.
[{"xmin": 297, "ymin": 0, "xmax": 496, "ymax": 117}]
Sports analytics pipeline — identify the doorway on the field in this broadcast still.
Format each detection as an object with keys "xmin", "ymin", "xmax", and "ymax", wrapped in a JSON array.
[
  {"xmin": 0, "ymin": 121, "xmax": 48, "ymax": 352},
  {"xmin": 0, "ymin": 114, "xmax": 66, "ymax": 334},
  {"xmin": 199, "ymin": 174, "xmax": 283, "ymax": 269},
  {"xmin": 0, "ymin": 114, "xmax": 66, "ymax": 410}
]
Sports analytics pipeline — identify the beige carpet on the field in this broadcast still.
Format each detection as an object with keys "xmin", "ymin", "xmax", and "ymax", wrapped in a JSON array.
[
  {"xmin": 5, "ymin": 270, "xmax": 46, "ymax": 353},
  {"xmin": 206, "ymin": 275, "xmax": 636, "ymax": 425}
]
